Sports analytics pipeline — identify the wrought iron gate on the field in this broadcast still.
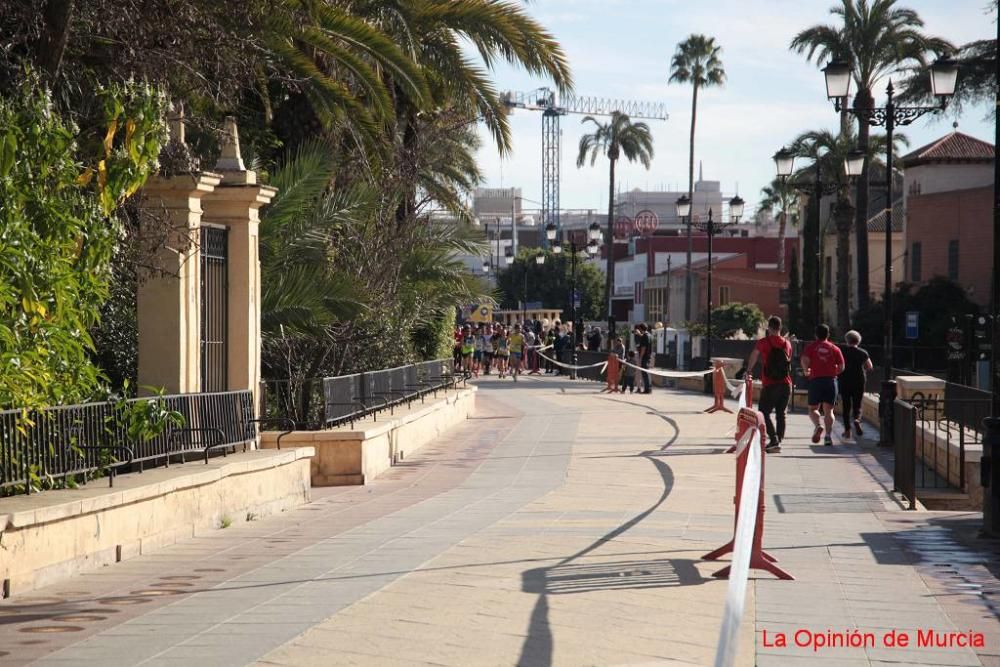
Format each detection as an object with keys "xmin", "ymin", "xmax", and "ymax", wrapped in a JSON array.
[{"xmin": 200, "ymin": 226, "xmax": 228, "ymax": 391}]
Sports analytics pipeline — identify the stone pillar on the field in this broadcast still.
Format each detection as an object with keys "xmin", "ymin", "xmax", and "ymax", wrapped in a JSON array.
[
  {"xmin": 201, "ymin": 118, "xmax": 277, "ymax": 403},
  {"xmin": 137, "ymin": 172, "xmax": 221, "ymax": 394}
]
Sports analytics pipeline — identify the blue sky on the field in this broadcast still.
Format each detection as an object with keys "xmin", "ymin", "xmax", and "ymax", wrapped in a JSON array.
[{"xmin": 473, "ymin": 0, "xmax": 996, "ymax": 217}]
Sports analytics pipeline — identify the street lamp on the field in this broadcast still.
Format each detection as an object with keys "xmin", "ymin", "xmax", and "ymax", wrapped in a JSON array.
[
  {"xmin": 845, "ymin": 149, "xmax": 865, "ymax": 179},
  {"xmin": 687, "ymin": 196, "xmax": 745, "ymax": 365},
  {"xmin": 822, "ymin": 54, "xmax": 956, "ymax": 446},
  {"xmin": 588, "ymin": 221, "xmax": 602, "ymax": 241},
  {"xmin": 772, "ymin": 148, "xmax": 795, "ymax": 178}
]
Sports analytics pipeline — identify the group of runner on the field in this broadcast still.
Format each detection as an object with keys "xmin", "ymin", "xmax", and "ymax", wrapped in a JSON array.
[
  {"xmin": 744, "ymin": 316, "xmax": 872, "ymax": 454},
  {"xmin": 453, "ymin": 323, "xmax": 530, "ymax": 380}
]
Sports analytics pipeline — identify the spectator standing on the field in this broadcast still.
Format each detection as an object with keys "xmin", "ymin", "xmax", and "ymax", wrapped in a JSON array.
[
  {"xmin": 801, "ymin": 324, "xmax": 845, "ymax": 447},
  {"xmin": 839, "ymin": 330, "xmax": 873, "ymax": 438},
  {"xmin": 635, "ymin": 323, "xmax": 652, "ymax": 393},
  {"xmin": 543, "ymin": 326, "xmax": 556, "ymax": 373},
  {"xmin": 744, "ymin": 316, "xmax": 792, "ymax": 453},
  {"xmin": 587, "ymin": 326, "xmax": 602, "ymax": 351},
  {"xmin": 622, "ymin": 350, "xmax": 637, "ymax": 393}
]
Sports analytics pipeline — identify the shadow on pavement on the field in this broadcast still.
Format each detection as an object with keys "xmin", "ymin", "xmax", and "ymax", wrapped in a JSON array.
[{"xmin": 515, "ymin": 399, "xmax": 692, "ymax": 667}]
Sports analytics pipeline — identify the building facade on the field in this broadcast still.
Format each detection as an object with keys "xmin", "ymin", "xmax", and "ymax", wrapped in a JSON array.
[{"xmin": 900, "ymin": 131, "xmax": 994, "ymax": 307}]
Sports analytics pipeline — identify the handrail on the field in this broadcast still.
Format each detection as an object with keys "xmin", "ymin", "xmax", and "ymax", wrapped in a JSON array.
[{"xmin": 77, "ymin": 445, "xmax": 135, "ymax": 488}]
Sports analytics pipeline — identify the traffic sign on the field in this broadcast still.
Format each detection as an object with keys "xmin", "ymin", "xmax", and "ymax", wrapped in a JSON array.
[{"xmin": 905, "ymin": 311, "xmax": 919, "ymax": 340}]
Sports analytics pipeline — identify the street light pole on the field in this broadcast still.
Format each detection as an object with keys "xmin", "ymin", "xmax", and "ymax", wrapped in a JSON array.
[
  {"xmin": 985, "ymin": 16, "xmax": 1000, "ymax": 536},
  {"xmin": 822, "ymin": 56, "xmax": 957, "ymax": 446},
  {"xmin": 686, "ymin": 196, "xmax": 744, "ymax": 365}
]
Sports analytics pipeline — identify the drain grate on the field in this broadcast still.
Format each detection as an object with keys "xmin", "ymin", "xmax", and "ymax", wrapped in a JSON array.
[{"xmin": 772, "ymin": 492, "xmax": 889, "ymax": 513}]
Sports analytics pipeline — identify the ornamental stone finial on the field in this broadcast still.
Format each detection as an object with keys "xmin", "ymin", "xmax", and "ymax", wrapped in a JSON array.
[{"xmin": 215, "ymin": 116, "xmax": 246, "ymax": 172}]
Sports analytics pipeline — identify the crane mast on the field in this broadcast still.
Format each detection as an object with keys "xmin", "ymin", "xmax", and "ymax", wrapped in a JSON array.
[{"xmin": 501, "ymin": 88, "xmax": 668, "ymax": 240}]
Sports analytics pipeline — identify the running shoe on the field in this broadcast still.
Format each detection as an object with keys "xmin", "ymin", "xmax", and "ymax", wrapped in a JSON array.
[
  {"xmin": 824, "ymin": 436, "xmax": 833, "ymax": 447},
  {"xmin": 811, "ymin": 426, "xmax": 823, "ymax": 444},
  {"xmin": 854, "ymin": 419, "xmax": 864, "ymax": 436},
  {"xmin": 765, "ymin": 441, "xmax": 781, "ymax": 454},
  {"xmin": 842, "ymin": 427, "xmax": 852, "ymax": 439}
]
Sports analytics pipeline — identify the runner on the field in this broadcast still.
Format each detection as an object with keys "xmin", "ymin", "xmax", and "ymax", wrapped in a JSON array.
[
  {"xmin": 509, "ymin": 325, "xmax": 525, "ymax": 382},
  {"xmin": 744, "ymin": 316, "xmax": 792, "ymax": 454},
  {"xmin": 839, "ymin": 330, "xmax": 873, "ymax": 438},
  {"xmin": 460, "ymin": 325, "xmax": 475, "ymax": 377},
  {"xmin": 801, "ymin": 323, "xmax": 845, "ymax": 447},
  {"xmin": 472, "ymin": 325, "xmax": 484, "ymax": 377},
  {"xmin": 493, "ymin": 326, "xmax": 510, "ymax": 378},
  {"xmin": 482, "ymin": 324, "xmax": 494, "ymax": 376}
]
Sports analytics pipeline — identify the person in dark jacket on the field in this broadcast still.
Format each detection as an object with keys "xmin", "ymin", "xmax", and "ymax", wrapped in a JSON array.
[{"xmin": 839, "ymin": 330, "xmax": 873, "ymax": 438}]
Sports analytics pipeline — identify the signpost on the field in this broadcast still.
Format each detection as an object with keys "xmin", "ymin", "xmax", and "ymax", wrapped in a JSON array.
[{"xmin": 905, "ymin": 311, "xmax": 919, "ymax": 340}]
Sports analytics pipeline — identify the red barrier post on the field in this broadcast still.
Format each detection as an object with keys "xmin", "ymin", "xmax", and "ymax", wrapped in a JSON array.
[
  {"xmin": 703, "ymin": 408, "xmax": 793, "ymax": 580},
  {"xmin": 604, "ymin": 353, "xmax": 620, "ymax": 393},
  {"xmin": 744, "ymin": 375, "xmax": 754, "ymax": 409},
  {"xmin": 704, "ymin": 362, "xmax": 733, "ymax": 414}
]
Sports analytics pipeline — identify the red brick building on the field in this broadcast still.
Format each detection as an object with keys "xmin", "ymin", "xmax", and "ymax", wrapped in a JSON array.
[{"xmin": 902, "ymin": 132, "xmax": 994, "ymax": 307}]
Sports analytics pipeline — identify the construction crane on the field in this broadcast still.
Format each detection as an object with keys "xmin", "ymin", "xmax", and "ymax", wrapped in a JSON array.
[{"xmin": 500, "ymin": 87, "xmax": 669, "ymax": 237}]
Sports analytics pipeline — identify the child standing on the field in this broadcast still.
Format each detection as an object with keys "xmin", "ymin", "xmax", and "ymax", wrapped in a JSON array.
[{"xmin": 623, "ymin": 350, "xmax": 637, "ymax": 393}]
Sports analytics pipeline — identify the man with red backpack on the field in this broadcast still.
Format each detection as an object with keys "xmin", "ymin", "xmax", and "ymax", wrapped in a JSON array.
[{"xmin": 743, "ymin": 316, "xmax": 792, "ymax": 454}]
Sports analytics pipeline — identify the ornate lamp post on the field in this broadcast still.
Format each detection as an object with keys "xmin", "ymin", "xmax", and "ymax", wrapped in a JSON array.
[
  {"xmin": 822, "ymin": 55, "xmax": 957, "ymax": 445},
  {"xmin": 680, "ymin": 196, "xmax": 744, "ymax": 364}
]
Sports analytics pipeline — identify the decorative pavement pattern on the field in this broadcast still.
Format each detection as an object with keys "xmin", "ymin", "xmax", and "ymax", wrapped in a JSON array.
[{"xmin": 0, "ymin": 376, "xmax": 998, "ymax": 666}]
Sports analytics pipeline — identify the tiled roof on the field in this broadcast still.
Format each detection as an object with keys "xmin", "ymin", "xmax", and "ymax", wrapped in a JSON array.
[
  {"xmin": 901, "ymin": 131, "xmax": 994, "ymax": 167},
  {"xmin": 867, "ymin": 201, "xmax": 905, "ymax": 233}
]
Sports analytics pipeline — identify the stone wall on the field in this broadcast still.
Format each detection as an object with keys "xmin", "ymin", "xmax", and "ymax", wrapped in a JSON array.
[{"xmin": 0, "ymin": 448, "xmax": 313, "ymax": 597}]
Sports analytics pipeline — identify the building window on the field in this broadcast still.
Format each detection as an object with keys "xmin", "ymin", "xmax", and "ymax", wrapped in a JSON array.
[
  {"xmin": 947, "ymin": 240, "xmax": 959, "ymax": 281},
  {"xmin": 719, "ymin": 285, "xmax": 730, "ymax": 305},
  {"xmin": 911, "ymin": 242, "xmax": 922, "ymax": 283},
  {"xmin": 824, "ymin": 256, "xmax": 833, "ymax": 296}
]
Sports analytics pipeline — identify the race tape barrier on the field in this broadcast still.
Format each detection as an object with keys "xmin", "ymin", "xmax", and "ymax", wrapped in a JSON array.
[
  {"xmin": 709, "ymin": 407, "xmax": 794, "ymax": 667},
  {"xmin": 533, "ymin": 349, "xmax": 609, "ymax": 373}
]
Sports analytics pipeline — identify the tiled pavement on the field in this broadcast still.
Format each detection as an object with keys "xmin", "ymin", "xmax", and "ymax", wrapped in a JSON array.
[{"xmin": 0, "ymin": 376, "xmax": 997, "ymax": 666}]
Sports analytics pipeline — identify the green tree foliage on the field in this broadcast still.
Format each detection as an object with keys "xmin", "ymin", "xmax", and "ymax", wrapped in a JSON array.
[
  {"xmin": 669, "ymin": 34, "xmax": 725, "ymax": 321},
  {"xmin": 0, "ymin": 81, "xmax": 165, "ymax": 409},
  {"xmin": 576, "ymin": 112, "xmax": 654, "ymax": 322},
  {"xmin": 496, "ymin": 250, "xmax": 605, "ymax": 322},
  {"xmin": 710, "ymin": 302, "xmax": 766, "ymax": 339},
  {"xmin": 851, "ymin": 277, "xmax": 979, "ymax": 355},
  {"xmin": 758, "ymin": 178, "xmax": 799, "ymax": 274},
  {"xmin": 900, "ymin": 38, "xmax": 996, "ymax": 116},
  {"xmin": 790, "ymin": 0, "xmax": 953, "ymax": 310}
]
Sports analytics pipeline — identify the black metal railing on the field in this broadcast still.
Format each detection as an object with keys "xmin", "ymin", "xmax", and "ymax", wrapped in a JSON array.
[
  {"xmin": 911, "ymin": 395, "xmax": 990, "ymax": 492},
  {"xmin": 0, "ymin": 390, "xmax": 255, "ymax": 497},
  {"xmin": 261, "ymin": 359, "xmax": 464, "ymax": 431}
]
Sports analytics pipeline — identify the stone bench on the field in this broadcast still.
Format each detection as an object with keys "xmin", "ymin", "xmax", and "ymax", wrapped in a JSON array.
[{"xmin": 261, "ymin": 387, "xmax": 476, "ymax": 486}]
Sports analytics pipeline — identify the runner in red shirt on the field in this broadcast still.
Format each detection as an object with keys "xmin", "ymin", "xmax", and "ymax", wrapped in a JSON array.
[
  {"xmin": 744, "ymin": 316, "xmax": 792, "ymax": 454},
  {"xmin": 801, "ymin": 323, "xmax": 845, "ymax": 446}
]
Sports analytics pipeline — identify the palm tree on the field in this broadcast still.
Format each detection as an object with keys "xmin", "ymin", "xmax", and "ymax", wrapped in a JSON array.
[
  {"xmin": 758, "ymin": 178, "xmax": 800, "ymax": 274},
  {"xmin": 789, "ymin": 127, "xmax": 908, "ymax": 330},
  {"xmin": 668, "ymin": 34, "xmax": 726, "ymax": 322},
  {"xmin": 576, "ymin": 112, "xmax": 654, "ymax": 331},
  {"xmin": 790, "ymin": 0, "xmax": 952, "ymax": 310}
]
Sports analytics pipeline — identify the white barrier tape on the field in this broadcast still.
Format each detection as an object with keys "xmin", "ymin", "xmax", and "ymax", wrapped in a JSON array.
[
  {"xmin": 731, "ymin": 423, "xmax": 756, "ymax": 458},
  {"xmin": 714, "ymin": 427, "xmax": 762, "ymax": 667},
  {"xmin": 534, "ymin": 350, "xmax": 609, "ymax": 373},
  {"xmin": 617, "ymin": 358, "xmax": 714, "ymax": 379}
]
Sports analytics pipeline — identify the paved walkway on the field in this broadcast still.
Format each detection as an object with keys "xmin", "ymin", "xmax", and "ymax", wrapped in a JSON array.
[{"xmin": 0, "ymin": 376, "xmax": 998, "ymax": 666}]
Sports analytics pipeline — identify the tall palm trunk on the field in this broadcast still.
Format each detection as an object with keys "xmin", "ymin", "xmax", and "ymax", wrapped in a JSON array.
[
  {"xmin": 777, "ymin": 210, "xmax": 787, "ymax": 273},
  {"xmin": 684, "ymin": 82, "xmax": 699, "ymax": 322},
  {"xmin": 853, "ymin": 88, "xmax": 873, "ymax": 310},
  {"xmin": 604, "ymin": 156, "xmax": 617, "ymax": 334},
  {"xmin": 835, "ymin": 197, "xmax": 854, "ymax": 331}
]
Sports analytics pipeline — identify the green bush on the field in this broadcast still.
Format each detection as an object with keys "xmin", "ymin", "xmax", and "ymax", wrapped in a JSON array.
[{"xmin": 0, "ymin": 78, "xmax": 165, "ymax": 409}]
